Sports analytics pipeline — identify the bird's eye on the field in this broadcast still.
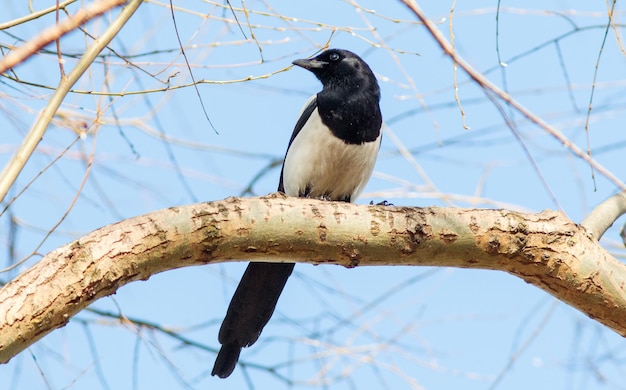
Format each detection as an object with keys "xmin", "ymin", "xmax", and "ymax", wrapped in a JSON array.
[{"xmin": 329, "ymin": 53, "xmax": 340, "ymax": 61}]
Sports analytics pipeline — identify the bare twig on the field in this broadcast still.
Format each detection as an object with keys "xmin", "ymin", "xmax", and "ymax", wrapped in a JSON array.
[
  {"xmin": 0, "ymin": 0, "xmax": 142, "ymax": 204},
  {"xmin": 56, "ymin": 0, "xmax": 67, "ymax": 77},
  {"xmin": 0, "ymin": 0, "xmax": 78, "ymax": 30},
  {"xmin": 583, "ymin": 0, "xmax": 618, "ymax": 191},
  {"xmin": 0, "ymin": 0, "xmax": 127, "ymax": 74},
  {"xmin": 399, "ymin": 0, "xmax": 626, "ymax": 192},
  {"xmin": 449, "ymin": 0, "xmax": 470, "ymax": 130},
  {"xmin": 167, "ymin": 0, "xmax": 218, "ymax": 133}
]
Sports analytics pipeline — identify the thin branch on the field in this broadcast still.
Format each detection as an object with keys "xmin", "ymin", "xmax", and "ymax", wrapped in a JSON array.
[
  {"xmin": 56, "ymin": 0, "xmax": 67, "ymax": 77},
  {"xmin": 0, "ymin": 0, "xmax": 78, "ymax": 30},
  {"xmin": 399, "ymin": 0, "xmax": 626, "ymax": 192},
  {"xmin": 583, "ymin": 0, "xmax": 618, "ymax": 191},
  {"xmin": 449, "ymin": 0, "xmax": 470, "ymax": 130},
  {"xmin": 0, "ymin": 66, "xmax": 293, "ymax": 96},
  {"xmin": 489, "ymin": 300, "xmax": 558, "ymax": 389},
  {"xmin": 168, "ymin": 0, "xmax": 218, "ymax": 133},
  {"xmin": 0, "ymin": 0, "xmax": 143, "ymax": 204},
  {"xmin": 0, "ymin": 0, "xmax": 127, "ymax": 74}
]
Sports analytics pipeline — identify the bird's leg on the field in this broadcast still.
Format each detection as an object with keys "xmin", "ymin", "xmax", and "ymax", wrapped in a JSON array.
[{"xmin": 299, "ymin": 187, "xmax": 333, "ymax": 202}]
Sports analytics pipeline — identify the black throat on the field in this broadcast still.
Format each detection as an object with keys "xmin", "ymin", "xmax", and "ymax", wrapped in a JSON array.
[{"xmin": 316, "ymin": 85, "xmax": 382, "ymax": 145}]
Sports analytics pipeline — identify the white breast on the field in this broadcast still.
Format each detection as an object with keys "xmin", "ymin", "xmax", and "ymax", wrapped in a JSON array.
[{"xmin": 282, "ymin": 105, "xmax": 381, "ymax": 202}]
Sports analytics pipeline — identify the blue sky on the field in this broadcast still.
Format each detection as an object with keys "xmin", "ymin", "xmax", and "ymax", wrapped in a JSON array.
[{"xmin": 1, "ymin": 1, "xmax": 626, "ymax": 389}]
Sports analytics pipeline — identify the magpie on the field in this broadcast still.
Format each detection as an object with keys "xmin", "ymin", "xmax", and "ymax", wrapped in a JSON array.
[{"xmin": 211, "ymin": 48, "xmax": 383, "ymax": 378}]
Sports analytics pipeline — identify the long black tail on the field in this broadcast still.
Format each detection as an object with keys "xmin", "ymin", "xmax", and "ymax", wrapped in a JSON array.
[{"xmin": 211, "ymin": 262, "xmax": 295, "ymax": 378}]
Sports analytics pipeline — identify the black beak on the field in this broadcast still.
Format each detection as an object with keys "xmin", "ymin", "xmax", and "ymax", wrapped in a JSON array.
[{"xmin": 292, "ymin": 58, "xmax": 327, "ymax": 70}]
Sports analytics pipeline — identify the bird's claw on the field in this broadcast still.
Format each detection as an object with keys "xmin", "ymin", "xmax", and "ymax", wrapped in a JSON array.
[{"xmin": 370, "ymin": 200, "xmax": 393, "ymax": 206}]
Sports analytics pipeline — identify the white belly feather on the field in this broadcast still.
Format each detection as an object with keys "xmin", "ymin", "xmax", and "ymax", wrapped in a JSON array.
[{"xmin": 282, "ymin": 106, "xmax": 380, "ymax": 201}]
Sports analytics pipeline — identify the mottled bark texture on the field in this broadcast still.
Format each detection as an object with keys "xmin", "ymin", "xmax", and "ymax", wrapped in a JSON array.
[{"xmin": 1, "ymin": 194, "xmax": 625, "ymax": 363}]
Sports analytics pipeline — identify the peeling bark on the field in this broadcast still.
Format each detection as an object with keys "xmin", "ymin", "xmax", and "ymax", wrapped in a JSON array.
[{"xmin": 0, "ymin": 194, "xmax": 625, "ymax": 363}]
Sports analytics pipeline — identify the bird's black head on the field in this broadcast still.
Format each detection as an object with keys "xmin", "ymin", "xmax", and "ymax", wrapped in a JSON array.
[{"xmin": 292, "ymin": 49, "xmax": 379, "ymax": 96}]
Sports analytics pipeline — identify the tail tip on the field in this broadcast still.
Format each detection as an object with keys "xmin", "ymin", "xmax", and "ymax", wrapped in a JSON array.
[{"xmin": 211, "ymin": 343, "xmax": 242, "ymax": 378}]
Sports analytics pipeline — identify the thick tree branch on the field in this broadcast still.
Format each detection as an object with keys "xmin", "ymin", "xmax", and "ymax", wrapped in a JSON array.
[{"xmin": 1, "ymin": 195, "xmax": 625, "ymax": 363}]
